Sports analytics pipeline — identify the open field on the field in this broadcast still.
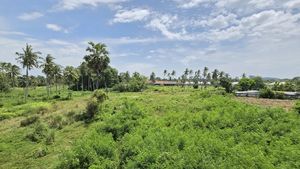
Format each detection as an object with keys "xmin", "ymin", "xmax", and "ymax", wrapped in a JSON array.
[{"xmin": 0, "ymin": 87, "xmax": 300, "ymax": 168}]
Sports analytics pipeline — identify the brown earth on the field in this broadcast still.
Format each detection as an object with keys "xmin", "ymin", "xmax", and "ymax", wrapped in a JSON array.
[{"xmin": 236, "ymin": 97, "xmax": 297, "ymax": 111}]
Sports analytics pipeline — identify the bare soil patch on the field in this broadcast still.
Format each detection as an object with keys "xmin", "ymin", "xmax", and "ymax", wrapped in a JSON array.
[{"xmin": 236, "ymin": 97, "xmax": 297, "ymax": 111}]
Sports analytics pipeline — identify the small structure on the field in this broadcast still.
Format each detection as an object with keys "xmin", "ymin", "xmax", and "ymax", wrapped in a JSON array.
[
  {"xmin": 283, "ymin": 92, "xmax": 300, "ymax": 99},
  {"xmin": 149, "ymin": 80, "xmax": 178, "ymax": 86},
  {"xmin": 235, "ymin": 90, "xmax": 259, "ymax": 97}
]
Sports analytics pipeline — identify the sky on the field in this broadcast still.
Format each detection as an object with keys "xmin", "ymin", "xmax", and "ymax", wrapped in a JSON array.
[{"xmin": 0, "ymin": 0, "xmax": 300, "ymax": 78}]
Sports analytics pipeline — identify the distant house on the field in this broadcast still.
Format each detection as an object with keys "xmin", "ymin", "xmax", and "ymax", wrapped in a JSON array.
[
  {"xmin": 149, "ymin": 80, "xmax": 178, "ymax": 86},
  {"xmin": 283, "ymin": 92, "xmax": 300, "ymax": 99},
  {"xmin": 235, "ymin": 90, "xmax": 259, "ymax": 97}
]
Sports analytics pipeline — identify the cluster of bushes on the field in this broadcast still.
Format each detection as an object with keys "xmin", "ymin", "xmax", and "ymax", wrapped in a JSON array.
[
  {"xmin": 26, "ymin": 122, "xmax": 55, "ymax": 145},
  {"xmin": 112, "ymin": 73, "xmax": 147, "ymax": 92},
  {"xmin": 84, "ymin": 90, "xmax": 108, "ymax": 121},
  {"xmin": 58, "ymin": 91, "xmax": 300, "ymax": 168},
  {"xmin": 236, "ymin": 77, "xmax": 265, "ymax": 91},
  {"xmin": 259, "ymin": 88, "xmax": 287, "ymax": 99}
]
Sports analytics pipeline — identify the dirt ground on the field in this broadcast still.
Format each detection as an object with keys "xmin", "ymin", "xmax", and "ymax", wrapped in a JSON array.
[{"xmin": 236, "ymin": 97, "xmax": 297, "ymax": 111}]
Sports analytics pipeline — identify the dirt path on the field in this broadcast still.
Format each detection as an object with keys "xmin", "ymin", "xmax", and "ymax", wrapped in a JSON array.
[{"xmin": 236, "ymin": 97, "xmax": 297, "ymax": 111}]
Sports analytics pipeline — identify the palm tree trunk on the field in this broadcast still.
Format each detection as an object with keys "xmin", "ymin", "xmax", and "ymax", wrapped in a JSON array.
[
  {"xmin": 82, "ymin": 76, "xmax": 84, "ymax": 91},
  {"xmin": 46, "ymin": 76, "xmax": 50, "ymax": 98},
  {"xmin": 25, "ymin": 67, "xmax": 29, "ymax": 102}
]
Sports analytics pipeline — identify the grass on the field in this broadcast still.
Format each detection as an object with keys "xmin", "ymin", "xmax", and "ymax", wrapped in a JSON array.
[{"xmin": 0, "ymin": 86, "xmax": 299, "ymax": 168}]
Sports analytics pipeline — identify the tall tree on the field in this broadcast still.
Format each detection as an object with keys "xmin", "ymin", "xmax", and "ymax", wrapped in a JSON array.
[
  {"xmin": 84, "ymin": 42, "xmax": 110, "ymax": 90},
  {"xmin": 150, "ymin": 72, "xmax": 156, "ymax": 83},
  {"xmin": 53, "ymin": 64, "xmax": 62, "ymax": 94},
  {"xmin": 171, "ymin": 70, "xmax": 176, "ymax": 80},
  {"xmin": 16, "ymin": 44, "xmax": 41, "ymax": 101},
  {"xmin": 41, "ymin": 54, "xmax": 55, "ymax": 98},
  {"xmin": 163, "ymin": 70, "xmax": 168, "ymax": 80},
  {"xmin": 203, "ymin": 67, "xmax": 209, "ymax": 88},
  {"xmin": 10, "ymin": 65, "xmax": 20, "ymax": 87}
]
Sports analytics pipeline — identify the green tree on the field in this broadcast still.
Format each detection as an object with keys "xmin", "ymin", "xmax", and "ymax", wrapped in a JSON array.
[
  {"xmin": 238, "ymin": 78, "xmax": 255, "ymax": 91},
  {"xmin": 41, "ymin": 54, "xmax": 55, "ymax": 98},
  {"xmin": 150, "ymin": 72, "xmax": 156, "ymax": 83},
  {"xmin": 16, "ymin": 44, "xmax": 41, "ymax": 101},
  {"xmin": 220, "ymin": 77, "xmax": 233, "ymax": 93},
  {"xmin": 84, "ymin": 42, "xmax": 110, "ymax": 90}
]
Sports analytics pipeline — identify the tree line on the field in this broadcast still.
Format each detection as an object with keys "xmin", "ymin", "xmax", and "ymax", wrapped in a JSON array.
[{"xmin": 0, "ymin": 42, "xmax": 147, "ymax": 101}]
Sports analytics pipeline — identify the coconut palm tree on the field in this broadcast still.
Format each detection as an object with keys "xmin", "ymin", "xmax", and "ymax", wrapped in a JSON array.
[
  {"xmin": 16, "ymin": 44, "xmax": 41, "ymax": 101},
  {"xmin": 9, "ymin": 65, "xmax": 20, "ymax": 87},
  {"xmin": 53, "ymin": 64, "xmax": 62, "ymax": 94},
  {"xmin": 84, "ymin": 42, "xmax": 110, "ymax": 90},
  {"xmin": 41, "ymin": 54, "xmax": 55, "ymax": 98}
]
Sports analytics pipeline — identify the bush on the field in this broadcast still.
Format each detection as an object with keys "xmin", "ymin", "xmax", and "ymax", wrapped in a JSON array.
[
  {"xmin": 85, "ymin": 98, "xmax": 99, "ymax": 120},
  {"xmin": 26, "ymin": 122, "xmax": 49, "ymax": 143},
  {"xmin": 0, "ymin": 102, "xmax": 4, "ymax": 108},
  {"xmin": 113, "ymin": 73, "xmax": 147, "ymax": 92},
  {"xmin": 45, "ymin": 131, "xmax": 55, "ymax": 145},
  {"xmin": 295, "ymin": 101, "xmax": 300, "ymax": 114},
  {"xmin": 92, "ymin": 90, "xmax": 108, "ymax": 103},
  {"xmin": 259, "ymin": 88, "xmax": 275, "ymax": 99},
  {"xmin": 49, "ymin": 115, "xmax": 67, "ymax": 129},
  {"xmin": 53, "ymin": 95, "xmax": 61, "ymax": 99},
  {"xmin": 275, "ymin": 91, "xmax": 285, "ymax": 99},
  {"xmin": 58, "ymin": 132, "xmax": 118, "ymax": 169},
  {"xmin": 20, "ymin": 115, "xmax": 40, "ymax": 127},
  {"xmin": 34, "ymin": 147, "xmax": 48, "ymax": 158}
]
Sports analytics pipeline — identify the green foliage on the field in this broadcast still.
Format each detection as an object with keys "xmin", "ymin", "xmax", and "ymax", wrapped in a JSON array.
[
  {"xmin": 48, "ymin": 115, "xmax": 67, "ymax": 129},
  {"xmin": 58, "ymin": 89, "xmax": 300, "ymax": 169},
  {"xmin": 237, "ymin": 78, "xmax": 255, "ymax": 91},
  {"xmin": 20, "ymin": 115, "xmax": 40, "ymax": 127},
  {"xmin": 259, "ymin": 88, "xmax": 275, "ymax": 99},
  {"xmin": 34, "ymin": 147, "xmax": 48, "ymax": 158},
  {"xmin": 57, "ymin": 131, "xmax": 118, "ymax": 169},
  {"xmin": 295, "ymin": 101, "xmax": 300, "ymax": 114},
  {"xmin": 26, "ymin": 122, "xmax": 49, "ymax": 143},
  {"xmin": 85, "ymin": 98, "xmax": 99, "ymax": 120},
  {"xmin": 92, "ymin": 90, "xmax": 108, "ymax": 103},
  {"xmin": 0, "ymin": 73, "xmax": 10, "ymax": 92},
  {"xmin": 219, "ymin": 77, "xmax": 233, "ymax": 93},
  {"xmin": 113, "ymin": 72, "xmax": 147, "ymax": 92},
  {"xmin": 100, "ymin": 101, "xmax": 144, "ymax": 141}
]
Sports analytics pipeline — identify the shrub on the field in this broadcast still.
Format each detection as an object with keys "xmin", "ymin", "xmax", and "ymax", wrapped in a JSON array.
[
  {"xmin": 34, "ymin": 147, "xmax": 48, "ymax": 158},
  {"xmin": 295, "ymin": 101, "xmax": 300, "ymax": 114},
  {"xmin": 259, "ymin": 88, "xmax": 275, "ymax": 99},
  {"xmin": 58, "ymin": 132, "xmax": 118, "ymax": 169},
  {"xmin": 92, "ymin": 90, "xmax": 108, "ymax": 103},
  {"xmin": 49, "ymin": 115, "xmax": 67, "ymax": 129},
  {"xmin": 20, "ymin": 115, "xmax": 40, "ymax": 127},
  {"xmin": 275, "ymin": 91, "xmax": 285, "ymax": 99},
  {"xmin": 113, "ymin": 73, "xmax": 147, "ymax": 92},
  {"xmin": 45, "ymin": 131, "xmax": 55, "ymax": 145},
  {"xmin": 26, "ymin": 122, "xmax": 49, "ymax": 143},
  {"xmin": 85, "ymin": 98, "xmax": 99, "ymax": 120},
  {"xmin": 53, "ymin": 95, "xmax": 61, "ymax": 99},
  {"xmin": 0, "ymin": 102, "xmax": 4, "ymax": 108}
]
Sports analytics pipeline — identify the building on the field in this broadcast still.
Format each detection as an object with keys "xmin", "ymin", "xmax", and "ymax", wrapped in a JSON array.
[{"xmin": 235, "ymin": 90, "xmax": 260, "ymax": 97}]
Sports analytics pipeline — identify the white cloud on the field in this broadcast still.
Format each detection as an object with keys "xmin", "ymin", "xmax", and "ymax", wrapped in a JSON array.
[
  {"xmin": 147, "ymin": 14, "xmax": 189, "ymax": 40},
  {"xmin": 46, "ymin": 24, "xmax": 69, "ymax": 33},
  {"xmin": 55, "ymin": 0, "xmax": 128, "ymax": 10},
  {"xmin": 174, "ymin": 0, "xmax": 210, "ymax": 9},
  {"xmin": 195, "ymin": 13, "xmax": 238, "ymax": 29},
  {"xmin": 285, "ymin": 0, "xmax": 300, "ymax": 9},
  {"xmin": 112, "ymin": 8, "xmax": 150, "ymax": 23},
  {"xmin": 18, "ymin": 12, "xmax": 44, "ymax": 21},
  {"xmin": 248, "ymin": 0, "xmax": 274, "ymax": 9}
]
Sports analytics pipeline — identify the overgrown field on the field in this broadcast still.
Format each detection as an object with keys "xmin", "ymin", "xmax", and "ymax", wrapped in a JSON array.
[{"xmin": 0, "ymin": 87, "xmax": 299, "ymax": 169}]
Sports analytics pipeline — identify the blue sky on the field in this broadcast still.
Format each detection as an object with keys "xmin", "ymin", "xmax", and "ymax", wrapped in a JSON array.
[{"xmin": 0, "ymin": 0, "xmax": 300, "ymax": 78}]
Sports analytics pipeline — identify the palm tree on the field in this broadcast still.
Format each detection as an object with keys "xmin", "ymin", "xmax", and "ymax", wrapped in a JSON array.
[
  {"xmin": 79, "ymin": 62, "xmax": 88, "ymax": 91},
  {"xmin": 16, "ymin": 44, "xmax": 41, "ymax": 101},
  {"xmin": 41, "ymin": 54, "xmax": 55, "ymax": 98},
  {"xmin": 63, "ymin": 66, "xmax": 79, "ymax": 98},
  {"xmin": 171, "ymin": 70, "xmax": 176, "ymax": 80},
  {"xmin": 203, "ymin": 67, "xmax": 209, "ymax": 88},
  {"xmin": 84, "ymin": 42, "xmax": 110, "ymax": 90},
  {"xmin": 9, "ymin": 65, "xmax": 20, "ymax": 87},
  {"xmin": 163, "ymin": 70, "xmax": 168, "ymax": 80},
  {"xmin": 53, "ymin": 64, "xmax": 62, "ymax": 94}
]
